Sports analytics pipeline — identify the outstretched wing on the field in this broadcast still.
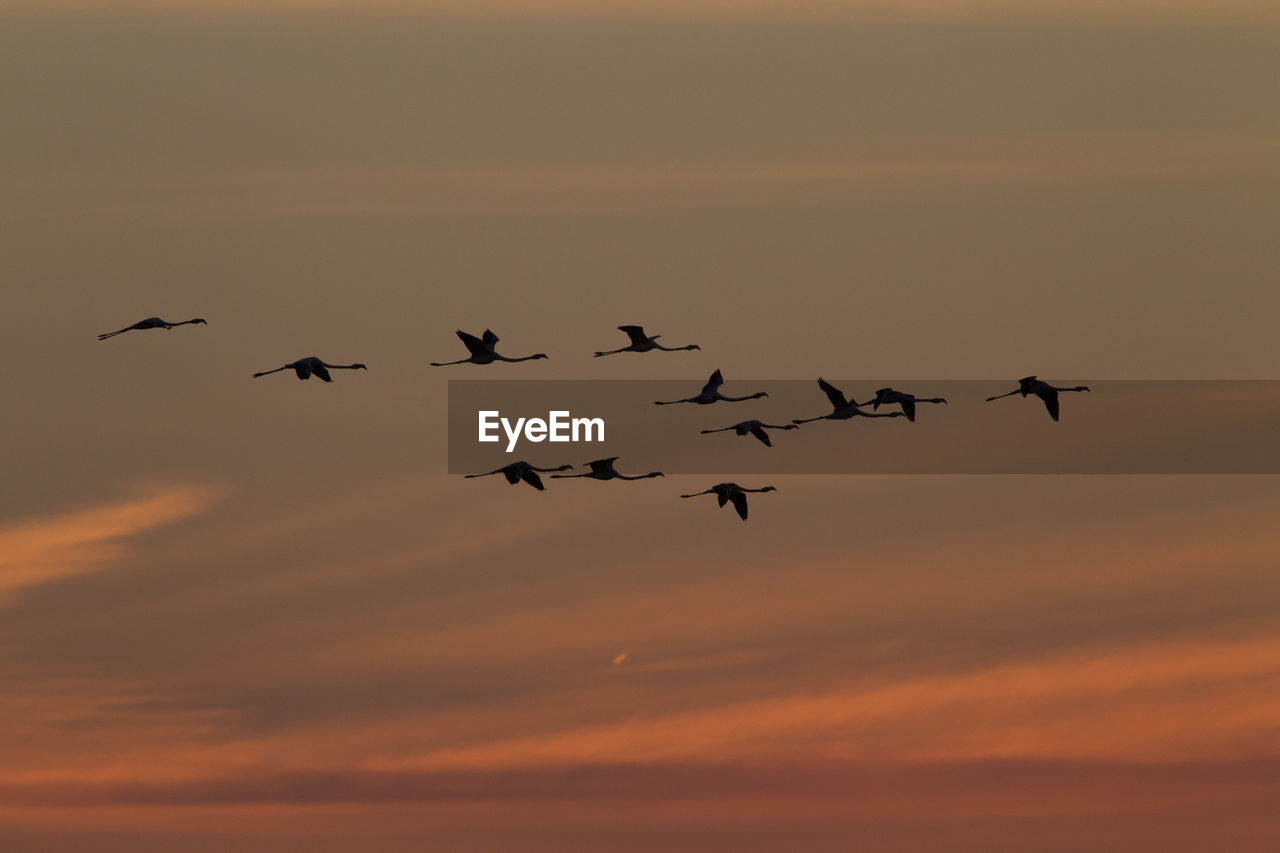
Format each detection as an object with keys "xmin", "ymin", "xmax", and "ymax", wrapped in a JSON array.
[
  {"xmin": 456, "ymin": 330, "xmax": 489, "ymax": 358},
  {"xmin": 701, "ymin": 369, "xmax": 725, "ymax": 396},
  {"xmin": 520, "ymin": 468, "xmax": 546, "ymax": 490},
  {"xmin": 312, "ymin": 363, "xmax": 333, "ymax": 382},
  {"xmin": 618, "ymin": 325, "xmax": 648, "ymax": 346},
  {"xmin": 817, "ymin": 377, "xmax": 848, "ymax": 410},
  {"xmin": 503, "ymin": 465, "xmax": 523, "ymax": 485},
  {"xmin": 482, "ymin": 329, "xmax": 500, "ymax": 347},
  {"xmin": 729, "ymin": 491, "xmax": 749, "ymax": 520},
  {"xmin": 1036, "ymin": 387, "xmax": 1060, "ymax": 421},
  {"xmin": 293, "ymin": 362, "xmax": 313, "ymax": 380},
  {"xmin": 588, "ymin": 457, "xmax": 619, "ymax": 474},
  {"xmin": 901, "ymin": 398, "xmax": 916, "ymax": 422},
  {"xmin": 749, "ymin": 425, "xmax": 773, "ymax": 447}
]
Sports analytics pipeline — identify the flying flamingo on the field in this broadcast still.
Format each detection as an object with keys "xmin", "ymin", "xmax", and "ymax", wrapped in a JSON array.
[
  {"xmin": 430, "ymin": 330, "xmax": 548, "ymax": 366},
  {"xmin": 252, "ymin": 357, "xmax": 367, "ymax": 382},
  {"xmin": 97, "ymin": 316, "xmax": 206, "ymax": 340},
  {"xmin": 594, "ymin": 325, "xmax": 700, "ymax": 357},
  {"xmin": 654, "ymin": 370, "xmax": 767, "ymax": 406},
  {"xmin": 680, "ymin": 482, "xmax": 777, "ymax": 520},
  {"xmin": 550, "ymin": 457, "xmax": 664, "ymax": 481},
  {"xmin": 700, "ymin": 419, "xmax": 798, "ymax": 447},
  {"xmin": 792, "ymin": 378, "xmax": 905, "ymax": 424},
  {"xmin": 869, "ymin": 387, "xmax": 948, "ymax": 422},
  {"xmin": 464, "ymin": 461, "xmax": 574, "ymax": 491},
  {"xmin": 986, "ymin": 376, "xmax": 1090, "ymax": 421}
]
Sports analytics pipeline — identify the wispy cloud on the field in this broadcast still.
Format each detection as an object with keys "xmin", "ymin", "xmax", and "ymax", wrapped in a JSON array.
[
  {"xmin": 0, "ymin": 485, "xmax": 228, "ymax": 603},
  {"xmin": 368, "ymin": 633, "xmax": 1280, "ymax": 771},
  {"xmin": 4, "ymin": 755, "xmax": 1280, "ymax": 811},
  {"xmin": 0, "ymin": 482, "xmax": 1277, "ymax": 851}
]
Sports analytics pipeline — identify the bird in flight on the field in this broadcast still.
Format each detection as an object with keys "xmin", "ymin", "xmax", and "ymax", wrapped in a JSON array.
[
  {"xmin": 868, "ymin": 387, "xmax": 948, "ymax": 422},
  {"xmin": 252, "ymin": 357, "xmax": 367, "ymax": 382},
  {"xmin": 464, "ymin": 461, "xmax": 573, "ymax": 491},
  {"xmin": 551, "ymin": 457, "xmax": 664, "ymax": 481},
  {"xmin": 654, "ymin": 369, "xmax": 767, "ymax": 405},
  {"xmin": 792, "ymin": 378, "xmax": 905, "ymax": 424},
  {"xmin": 430, "ymin": 329, "xmax": 549, "ymax": 366},
  {"xmin": 700, "ymin": 419, "xmax": 798, "ymax": 447},
  {"xmin": 986, "ymin": 376, "xmax": 1090, "ymax": 421},
  {"xmin": 97, "ymin": 316, "xmax": 207, "ymax": 340},
  {"xmin": 594, "ymin": 325, "xmax": 700, "ymax": 357},
  {"xmin": 680, "ymin": 482, "xmax": 777, "ymax": 520}
]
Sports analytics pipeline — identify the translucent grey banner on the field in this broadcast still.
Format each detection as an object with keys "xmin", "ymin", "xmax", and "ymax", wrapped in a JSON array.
[{"xmin": 447, "ymin": 380, "xmax": 1280, "ymax": 475}]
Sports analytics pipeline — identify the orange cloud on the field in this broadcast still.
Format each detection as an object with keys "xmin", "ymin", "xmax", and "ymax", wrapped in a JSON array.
[
  {"xmin": 0, "ymin": 485, "xmax": 228, "ymax": 602},
  {"xmin": 368, "ymin": 633, "xmax": 1280, "ymax": 771}
]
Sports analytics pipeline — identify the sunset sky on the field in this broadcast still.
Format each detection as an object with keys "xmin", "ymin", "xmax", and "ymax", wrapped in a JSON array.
[{"xmin": 2, "ymin": 0, "xmax": 1279, "ymax": 849}]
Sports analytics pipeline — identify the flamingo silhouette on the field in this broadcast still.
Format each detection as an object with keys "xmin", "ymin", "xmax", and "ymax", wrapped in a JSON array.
[
  {"xmin": 464, "ymin": 461, "xmax": 573, "ymax": 491},
  {"xmin": 430, "ymin": 330, "xmax": 548, "ymax": 366},
  {"xmin": 594, "ymin": 325, "xmax": 700, "ymax": 357},
  {"xmin": 654, "ymin": 370, "xmax": 767, "ymax": 406},
  {"xmin": 700, "ymin": 419, "xmax": 798, "ymax": 447},
  {"xmin": 680, "ymin": 483, "xmax": 776, "ymax": 520},
  {"xmin": 252, "ymin": 357, "xmax": 367, "ymax": 382},
  {"xmin": 869, "ymin": 387, "xmax": 948, "ymax": 422},
  {"xmin": 98, "ymin": 317, "xmax": 206, "ymax": 340},
  {"xmin": 792, "ymin": 378, "xmax": 905, "ymax": 424},
  {"xmin": 986, "ymin": 376, "xmax": 1090, "ymax": 421},
  {"xmin": 550, "ymin": 457, "xmax": 663, "ymax": 481}
]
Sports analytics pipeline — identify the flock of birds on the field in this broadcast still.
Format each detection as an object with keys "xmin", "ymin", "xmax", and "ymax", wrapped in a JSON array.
[{"xmin": 99, "ymin": 318, "xmax": 1091, "ymax": 521}]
